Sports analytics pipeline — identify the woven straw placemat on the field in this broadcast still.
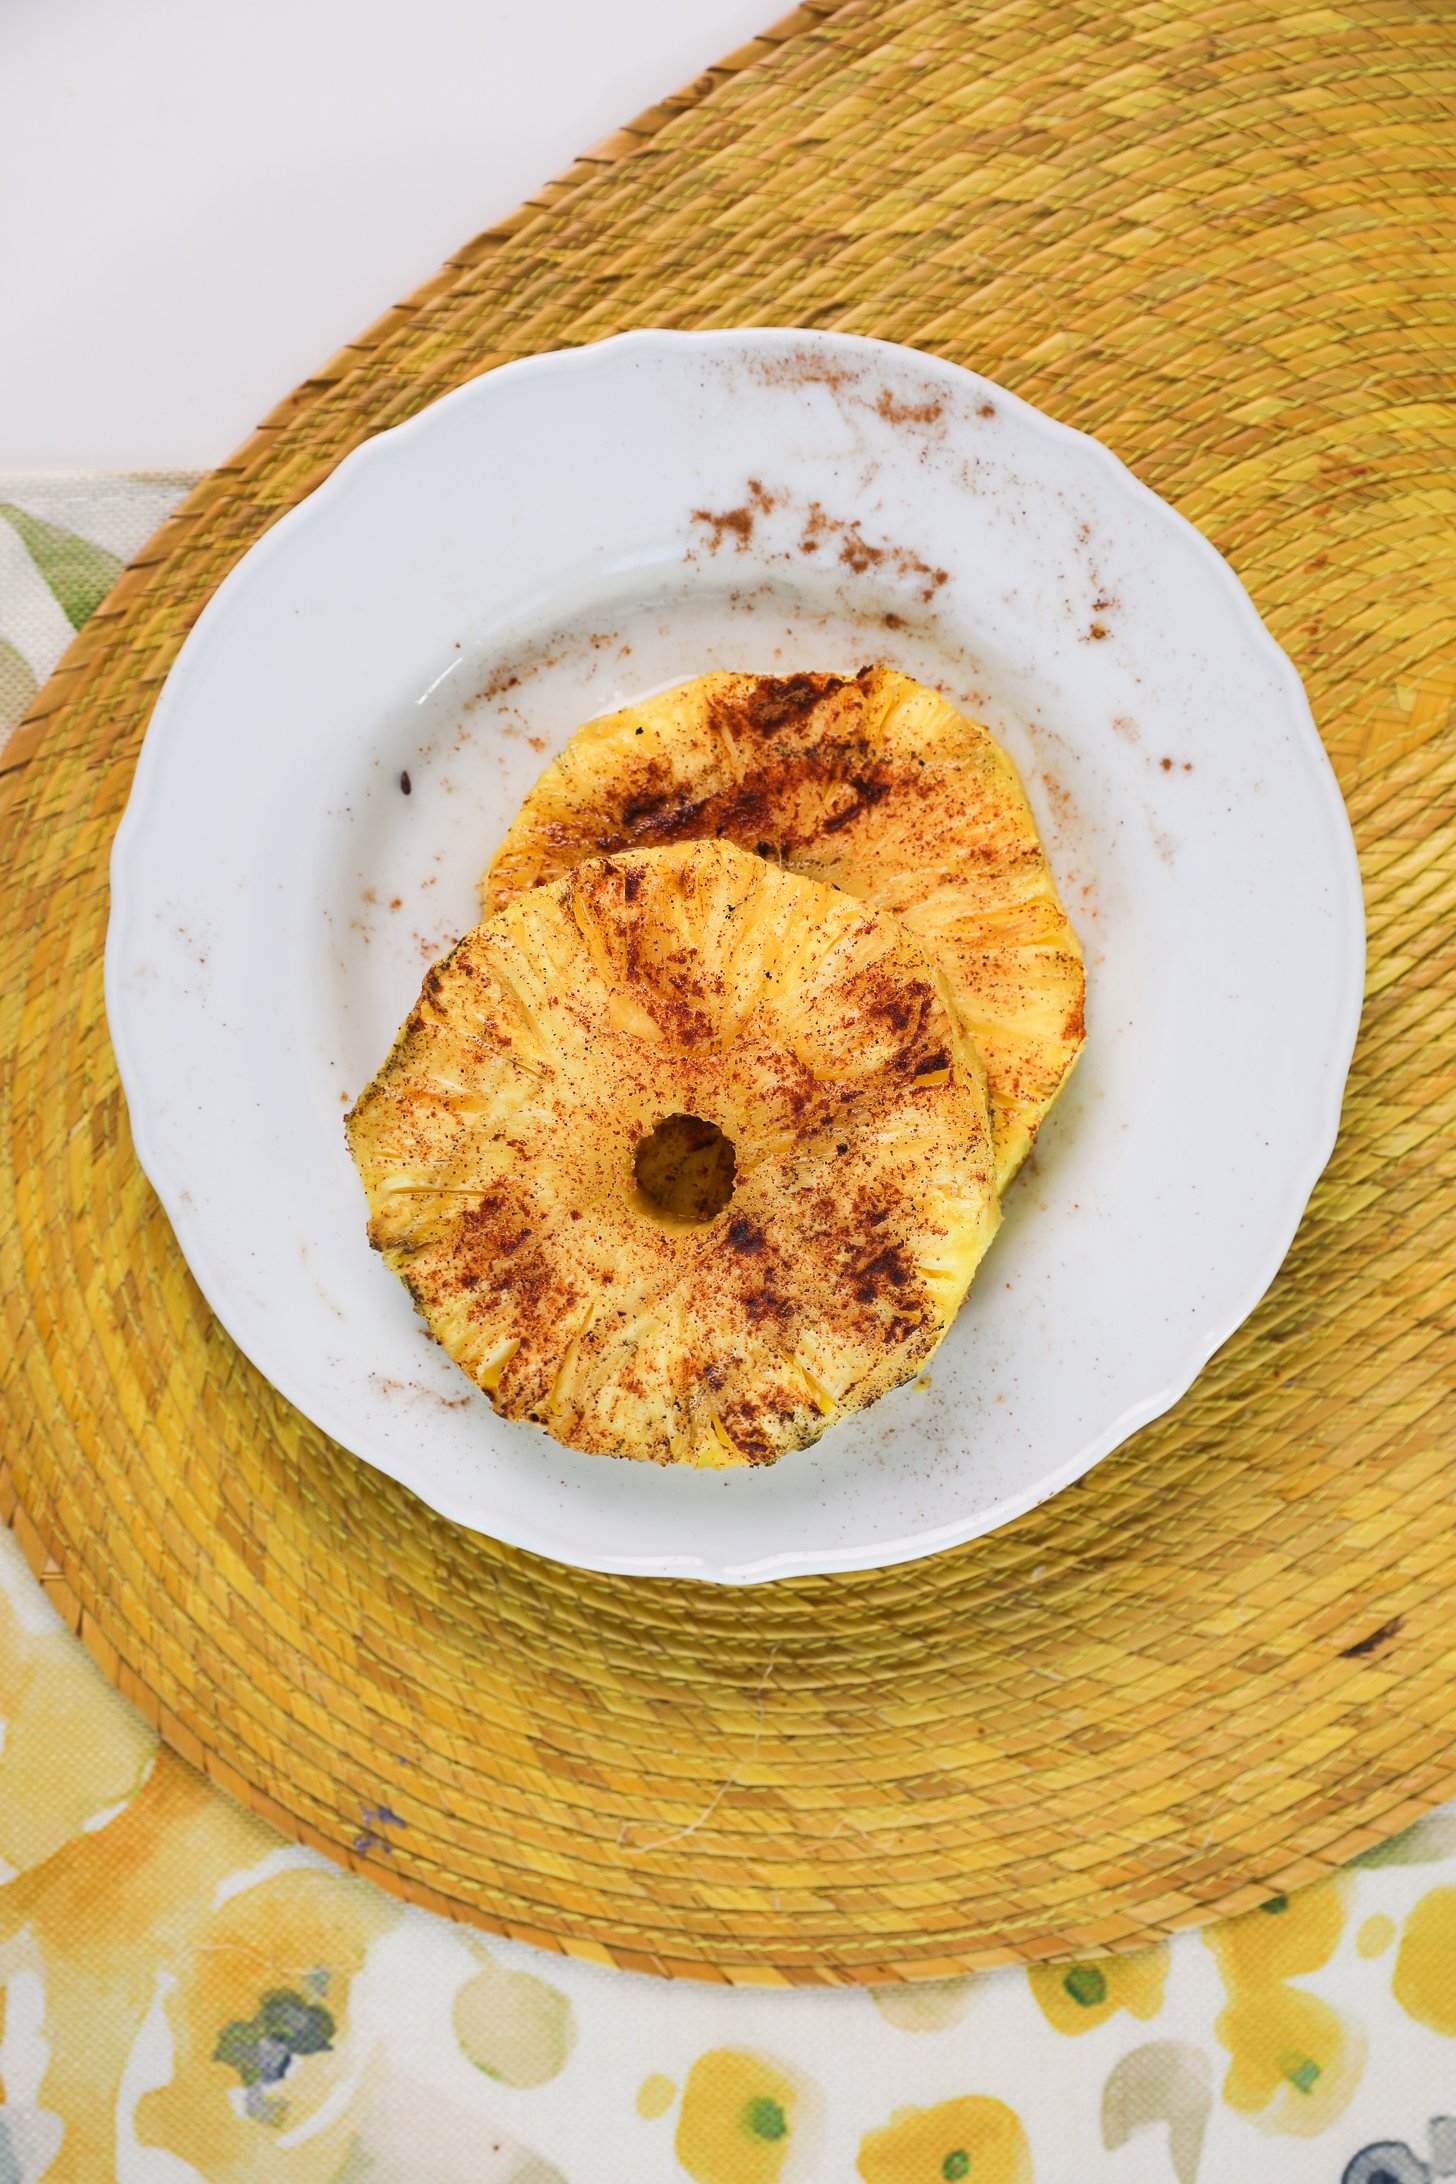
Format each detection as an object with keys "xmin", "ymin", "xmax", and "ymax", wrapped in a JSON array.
[{"xmin": 2, "ymin": 0, "xmax": 1453, "ymax": 1985}]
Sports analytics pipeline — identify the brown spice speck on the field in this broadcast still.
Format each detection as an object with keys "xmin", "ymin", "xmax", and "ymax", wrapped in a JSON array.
[
  {"xmin": 747, "ymin": 352, "xmax": 857, "ymax": 398},
  {"xmin": 478, "ymin": 669, "xmax": 522, "ymax": 702},
  {"xmin": 399, "ymin": 770, "xmax": 412, "ymax": 795},
  {"xmin": 874, "ymin": 388, "xmax": 945, "ymax": 426},
  {"xmin": 726, "ymin": 1214, "xmax": 767, "ymax": 1254},
  {"xmin": 797, "ymin": 502, "xmax": 948, "ymax": 602},
  {"xmin": 692, "ymin": 503, "xmax": 756, "ymax": 552}
]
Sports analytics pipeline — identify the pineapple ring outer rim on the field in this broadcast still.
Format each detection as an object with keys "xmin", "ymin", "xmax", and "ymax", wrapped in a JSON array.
[
  {"xmin": 480, "ymin": 665, "xmax": 1087, "ymax": 1193},
  {"xmin": 345, "ymin": 838, "xmax": 1000, "ymax": 1470}
]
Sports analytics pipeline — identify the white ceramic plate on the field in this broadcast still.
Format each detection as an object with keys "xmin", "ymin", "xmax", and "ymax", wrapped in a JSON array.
[{"xmin": 105, "ymin": 330, "xmax": 1363, "ymax": 1584}]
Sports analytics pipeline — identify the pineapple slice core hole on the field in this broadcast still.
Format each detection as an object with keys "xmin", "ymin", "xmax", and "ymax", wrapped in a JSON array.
[{"xmin": 633, "ymin": 1113, "xmax": 737, "ymax": 1226}]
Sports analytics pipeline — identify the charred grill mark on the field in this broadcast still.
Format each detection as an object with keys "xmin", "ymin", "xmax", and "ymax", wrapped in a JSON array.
[
  {"xmin": 716, "ymin": 1400, "xmax": 781, "ymax": 1463},
  {"xmin": 710, "ymin": 672, "xmax": 847, "ymax": 741},
  {"xmin": 850, "ymin": 1242, "xmax": 918, "ymax": 1306},
  {"xmin": 822, "ymin": 770, "xmax": 894, "ymax": 834},
  {"xmin": 617, "ymin": 780, "xmax": 765, "ymax": 845},
  {"xmin": 610, "ymin": 754, "xmax": 895, "ymax": 863},
  {"xmin": 620, "ymin": 786, "xmax": 689, "ymax": 830}
]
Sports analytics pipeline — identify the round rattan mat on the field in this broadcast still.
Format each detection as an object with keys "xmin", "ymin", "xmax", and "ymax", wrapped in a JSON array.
[{"xmin": 3, "ymin": 0, "xmax": 1454, "ymax": 1984}]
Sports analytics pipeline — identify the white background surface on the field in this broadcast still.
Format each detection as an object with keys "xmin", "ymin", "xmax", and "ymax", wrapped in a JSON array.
[{"xmin": 0, "ymin": 0, "xmax": 773, "ymax": 468}]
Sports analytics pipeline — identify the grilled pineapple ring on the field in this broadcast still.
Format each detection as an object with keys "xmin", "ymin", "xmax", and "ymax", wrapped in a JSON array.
[
  {"xmin": 347, "ymin": 839, "xmax": 998, "ymax": 1468},
  {"xmin": 484, "ymin": 666, "xmax": 1085, "ymax": 1188}
]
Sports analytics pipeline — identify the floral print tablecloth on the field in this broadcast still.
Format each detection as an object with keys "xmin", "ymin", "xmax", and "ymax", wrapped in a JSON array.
[{"xmin": 3, "ymin": 478, "xmax": 1455, "ymax": 2184}]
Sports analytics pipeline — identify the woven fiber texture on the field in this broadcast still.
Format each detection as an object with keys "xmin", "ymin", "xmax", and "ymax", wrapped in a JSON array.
[{"xmin": 2, "ymin": 0, "xmax": 1454, "ymax": 1985}]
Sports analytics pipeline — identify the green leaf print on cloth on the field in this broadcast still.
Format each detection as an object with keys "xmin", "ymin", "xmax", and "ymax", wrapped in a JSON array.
[
  {"xmin": 1354, "ymin": 1814, "xmax": 1456, "ymax": 1868},
  {"xmin": 0, "ymin": 636, "xmax": 37, "ymax": 738},
  {"xmin": 0, "ymin": 502, "xmax": 122, "ymax": 631}
]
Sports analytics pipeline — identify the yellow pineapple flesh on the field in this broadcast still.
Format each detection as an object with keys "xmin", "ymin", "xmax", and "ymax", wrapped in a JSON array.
[
  {"xmin": 484, "ymin": 666, "xmax": 1085, "ymax": 1188},
  {"xmin": 347, "ymin": 839, "xmax": 998, "ymax": 1467}
]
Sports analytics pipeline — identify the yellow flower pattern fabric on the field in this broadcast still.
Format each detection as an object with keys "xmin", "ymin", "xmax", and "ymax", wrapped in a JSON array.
[
  {"xmin": 5, "ymin": 485, "xmax": 1456, "ymax": 2184},
  {"xmin": 1392, "ymin": 1886, "xmax": 1456, "ymax": 2037},
  {"xmin": 856, "ymin": 2096, "xmax": 1031, "ymax": 2184},
  {"xmin": 452, "ymin": 1942, "xmax": 577, "ymax": 2086},
  {"xmin": 1204, "ymin": 1879, "xmax": 1367, "ymax": 2137},
  {"xmin": 1101, "ymin": 2043, "xmax": 1211, "ymax": 2184},
  {"xmin": 674, "ymin": 2049, "xmax": 822, "ymax": 2183},
  {"xmin": 870, "ymin": 1976, "xmax": 984, "ymax": 2033},
  {"xmin": 0, "ymin": 1531, "xmax": 157, "ymax": 1884},
  {"xmin": 1026, "ymin": 1943, "xmax": 1168, "ymax": 2034},
  {"xmin": 134, "ymin": 1858, "xmax": 399, "ymax": 2180}
]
